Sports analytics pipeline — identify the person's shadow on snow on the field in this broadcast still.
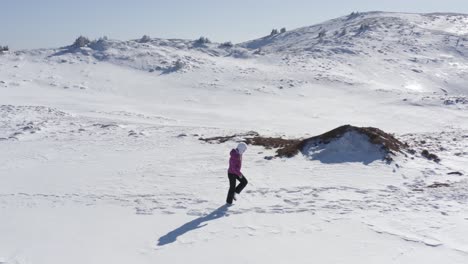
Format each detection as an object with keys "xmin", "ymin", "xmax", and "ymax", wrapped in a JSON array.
[{"xmin": 157, "ymin": 204, "xmax": 230, "ymax": 246}]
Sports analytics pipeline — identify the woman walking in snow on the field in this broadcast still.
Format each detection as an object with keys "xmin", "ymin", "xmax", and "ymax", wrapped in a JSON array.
[{"xmin": 226, "ymin": 142, "xmax": 248, "ymax": 205}]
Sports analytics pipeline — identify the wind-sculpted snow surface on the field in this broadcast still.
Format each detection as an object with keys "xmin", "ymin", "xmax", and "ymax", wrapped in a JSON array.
[
  {"xmin": 1, "ymin": 11, "xmax": 468, "ymax": 264},
  {"xmin": 0, "ymin": 103, "xmax": 467, "ymax": 263}
]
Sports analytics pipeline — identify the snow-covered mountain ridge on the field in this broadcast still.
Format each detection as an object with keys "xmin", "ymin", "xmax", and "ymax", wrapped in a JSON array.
[
  {"xmin": 242, "ymin": 12, "xmax": 468, "ymax": 54},
  {"xmin": 5, "ymin": 11, "xmax": 468, "ymax": 94}
]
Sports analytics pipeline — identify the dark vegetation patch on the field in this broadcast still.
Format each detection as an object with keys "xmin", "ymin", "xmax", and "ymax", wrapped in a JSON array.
[
  {"xmin": 200, "ymin": 131, "xmax": 301, "ymax": 158},
  {"xmin": 421, "ymin": 149, "xmax": 441, "ymax": 163},
  {"xmin": 427, "ymin": 182, "xmax": 450, "ymax": 188},
  {"xmin": 200, "ymin": 131, "xmax": 259, "ymax": 144},
  {"xmin": 245, "ymin": 136, "xmax": 303, "ymax": 158},
  {"xmin": 93, "ymin": 123, "xmax": 119, "ymax": 129},
  {"xmin": 200, "ymin": 125, "xmax": 407, "ymax": 160}
]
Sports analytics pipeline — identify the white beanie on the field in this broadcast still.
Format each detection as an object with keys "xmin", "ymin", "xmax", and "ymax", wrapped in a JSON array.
[{"xmin": 237, "ymin": 142, "xmax": 247, "ymax": 154}]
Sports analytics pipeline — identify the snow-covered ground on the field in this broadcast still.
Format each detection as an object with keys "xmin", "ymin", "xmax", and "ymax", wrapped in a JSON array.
[{"xmin": 1, "ymin": 11, "xmax": 468, "ymax": 264}]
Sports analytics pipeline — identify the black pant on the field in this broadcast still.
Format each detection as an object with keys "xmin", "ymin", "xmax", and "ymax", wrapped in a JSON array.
[{"xmin": 226, "ymin": 173, "xmax": 248, "ymax": 204}]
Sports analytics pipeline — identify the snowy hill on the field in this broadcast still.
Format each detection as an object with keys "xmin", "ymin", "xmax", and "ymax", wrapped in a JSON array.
[
  {"xmin": 1, "ymin": 11, "xmax": 468, "ymax": 264},
  {"xmin": 8, "ymin": 11, "xmax": 468, "ymax": 96},
  {"xmin": 242, "ymin": 12, "xmax": 468, "ymax": 53},
  {"xmin": 241, "ymin": 11, "xmax": 468, "ymax": 93}
]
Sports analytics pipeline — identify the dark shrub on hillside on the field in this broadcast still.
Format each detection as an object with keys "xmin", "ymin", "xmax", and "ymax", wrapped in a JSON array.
[
  {"xmin": 358, "ymin": 24, "xmax": 371, "ymax": 33},
  {"xmin": 318, "ymin": 30, "xmax": 327, "ymax": 38},
  {"xmin": 72, "ymin": 36, "xmax": 90, "ymax": 48},
  {"xmin": 219, "ymin": 41, "xmax": 234, "ymax": 48},
  {"xmin": 347, "ymin": 11, "xmax": 361, "ymax": 20},
  {"xmin": 139, "ymin": 35, "xmax": 151, "ymax": 43},
  {"xmin": 421, "ymin": 149, "xmax": 441, "ymax": 163},
  {"xmin": 194, "ymin": 36, "xmax": 211, "ymax": 45}
]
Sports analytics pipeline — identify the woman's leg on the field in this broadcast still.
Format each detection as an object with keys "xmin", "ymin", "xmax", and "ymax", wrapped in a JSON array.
[
  {"xmin": 226, "ymin": 173, "xmax": 237, "ymax": 204},
  {"xmin": 235, "ymin": 174, "xmax": 248, "ymax": 194}
]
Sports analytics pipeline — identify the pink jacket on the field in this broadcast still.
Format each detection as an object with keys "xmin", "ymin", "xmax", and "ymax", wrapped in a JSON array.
[{"xmin": 228, "ymin": 149, "xmax": 242, "ymax": 176}]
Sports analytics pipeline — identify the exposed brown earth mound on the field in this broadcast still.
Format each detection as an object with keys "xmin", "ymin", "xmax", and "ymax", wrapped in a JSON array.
[
  {"xmin": 200, "ymin": 125, "xmax": 407, "ymax": 159},
  {"xmin": 300, "ymin": 125, "xmax": 407, "ymax": 155}
]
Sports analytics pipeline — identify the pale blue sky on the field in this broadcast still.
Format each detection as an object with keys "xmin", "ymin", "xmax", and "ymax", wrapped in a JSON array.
[{"xmin": 2, "ymin": 0, "xmax": 468, "ymax": 49}]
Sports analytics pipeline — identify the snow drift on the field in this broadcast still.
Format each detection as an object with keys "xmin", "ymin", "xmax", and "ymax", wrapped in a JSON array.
[{"xmin": 302, "ymin": 129, "xmax": 390, "ymax": 164}]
